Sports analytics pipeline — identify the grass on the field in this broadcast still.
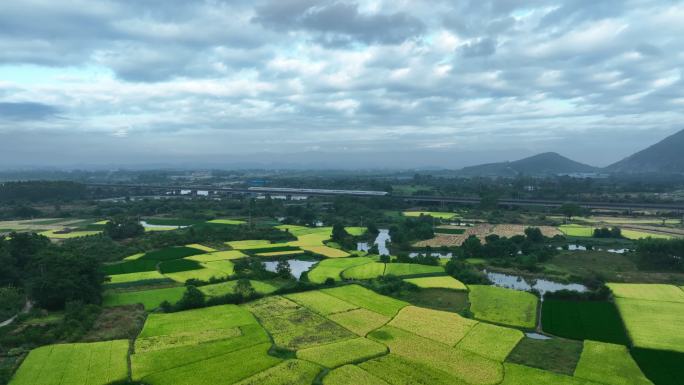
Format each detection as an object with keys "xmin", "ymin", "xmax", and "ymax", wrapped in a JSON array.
[
  {"xmin": 631, "ymin": 348, "xmax": 684, "ymax": 385},
  {"xmin": 368, "ymin": 326, "xmax": 503, "ymax": 385},
  {"xmin": 234, "ymin": 359, "xmax": 321, "ymax": 385},
  {"xmin": 342, "ymin": 262, "xmax": 386, "ymax": 279},
  {"xmin": 327, "ymin": 308, "xmax": 390, "ymax": 336},
  {"xmin": 388, "ymin": 306, "xmax": 477, "ymax": 346},
  {"xmin": 456, "ymin": 322, "xmax": 524, "ymax": 362},
  {"xmin": 207, "ymin": 218, "xmax": 246, "ymax": 225},
  {"xmin": 323, "ymin": 364, "xmax": 390, "ymax": 385},
  {"xmin": 187, "ymin": 250, "xmax": 246, "ymax": 262},
  {"xmin": 558, "ymin": 224, "xmax": 594, "ymax": 237},
  {"xmin": 573, "ymin": 341, "xmax": 652, "ymax": 385},
  {"xmin": 395, "ymin": 288, "xmax": 469, "ymax": 313},
  {"xmin": 159, "ymin": 258, "xmax": 202, "ymax": 273},
  {"xmin": 185, "ymin": 243, "xmax": 217, "ymax": 252},
  {"xmin": 296, "ymin": 338, "xmax": 387, "ymax": 368},
  {"xmin": 500, "ymin": 363, "xmax": 588, "ymax": 385},
  {"xmin": 359, "ymin": 354, "xmax": 465, "ymax": 385},
  {"xmin": 308, "ymin": 257, "xmax": 374, "ymax": 283},
  {"xmin": 622, "ymin": 229, "xmax": 673, "ymax": 240},
  {"xmin": 103, "ymin": 259, "xmax": 159, "ymax": 275},
  {"xmin": 245, "ymin": 296, "xmax": 354, "ymax": 350},
  {"xmin": 106, "ymin": 270, "xmax": 166, "ymax": 284},
  {"xmin": 38, "ymin": 229, "xmax": 102, "ymax": 239},
  {"xmin": 200, "ymin": 279, "xmax": 284, "ymax": 297},
  {"xmin": 506, "ymin": 336, "xmax": 584, "ymax": 375},
  {"xmin": 403, "ymin": 211, "xmax": 458, "ymax": 219},
  {"xmin": 141, "ymin": 246, "xmax": 204, "ymax": 261},
  {"xmin": 468, "ymin": 285, "xmax": 538, "ymax": 329},
  {"xmin": 323, "ymin": 285, "xmax": 408, "ymax": 317},
  {"xmin": 9, "ymin": 340, "xmax": 129, "ymax": 385},
  {"xmin": 103, "ymin": 286, "xmax": 186, "ymax": 310},
  {"xmin": 285, "ymin": 291, "xmax": 358, "ymax": 315},
  {"xmin": 541, "ymin": 299, "xmax": 629, "ymax": 344},
  {"xmin": 614, "ymin": 298, "xmax": 684, "ymax": 352},
  {"xmin": 403, "ymin": 276, "xmax": 467, "ymax": 290},
  {"xmin": 607, "ymin": 283, "xmax": 684, "ymax": 303}
]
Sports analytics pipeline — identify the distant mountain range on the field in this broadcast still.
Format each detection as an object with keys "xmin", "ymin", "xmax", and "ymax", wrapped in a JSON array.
[{"xmin": 457, "ymin": 129, "xmax": 684, "ymax": 176}]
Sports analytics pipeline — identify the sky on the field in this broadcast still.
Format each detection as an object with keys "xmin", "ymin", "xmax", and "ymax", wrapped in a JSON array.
[{"xmin": 1, "ymin": 0, "xmax": 683, "ymax": 169}]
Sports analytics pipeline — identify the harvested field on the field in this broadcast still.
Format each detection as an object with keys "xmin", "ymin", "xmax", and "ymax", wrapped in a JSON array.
[
  {"xmin": 185, "ymin": 244, "xmax": 217, "ymax": 252},
  {"xmin": 207, "ymin": 219, "xmax": 246, "ymax": 225}
]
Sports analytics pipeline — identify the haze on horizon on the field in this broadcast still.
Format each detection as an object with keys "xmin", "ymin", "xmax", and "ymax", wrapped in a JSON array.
[{"xmin": 1, "ymin": 0, "xmax": 683, "ymax": 169}]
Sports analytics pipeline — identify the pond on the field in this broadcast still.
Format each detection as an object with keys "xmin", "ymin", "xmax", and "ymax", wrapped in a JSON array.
[
  {"xmin": 409, "ymin": 252, "xmax": 453, "ymax": 258},
  {"xmin": 558, "ymin": 244, "xmax": 631, "ymax": 254},
  {"xmin": 264, "ymin": 259, "xmax": 316, "ymax": 280},
  {"xmin": 357, "ymin": 229, "xmax": 391, "ymax": 256},
  {"xmin": 485, "ymin": 271, "xmax": 588, "ymax": 298},
  {"xmin": 525, "ymin": 332, "xmax": 552, "ymax": 340},
  {"xmin": 139, "ymin": 221, "xmax": 188, "ymax": 229}
]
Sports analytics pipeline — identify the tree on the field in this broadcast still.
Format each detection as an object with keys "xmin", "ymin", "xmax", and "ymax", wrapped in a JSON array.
[
  {"xmin": 461, "ymin": 235, "xmax": 483, "ymax": 258},
  {"xmin": 524, "ymin": 227, "xmax": 544, "ymax": 243},
  {"xmin": 367, "ymin": 223, "xmax": 379, "ymax": 236},
  {"xmin": 233, "ymin": 279, "xmax": 256, "ymax": 298},
  {"xmin": 331, "ymin": 223, "xmax": 349, "ymax": 243},
  {"xmin": 104, "ymin": 216, "xmax": 144, "ymax": 240},
  {"xmin": 379, "ymin": 254, "xmax": 390, "ymax": 263},
  {"xmin": 175, "ymin": 286, "xmax": 205, "ymax": 310},
  {"xmin": 276, "ymin": 260, "xmax": 292, "ymax": 278},
  {"xmin": 559, "ymin": 203, "xmax": 583, "ymax": 220}
]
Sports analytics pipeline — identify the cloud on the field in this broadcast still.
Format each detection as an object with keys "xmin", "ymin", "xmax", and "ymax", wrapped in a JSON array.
[
  {"xmin": 0, "ymin": 0, "xmax": 683, "ymax": 168},
  {"xmin": 0, "ymin": 102, "xmax": 61, "ymax": 121}
]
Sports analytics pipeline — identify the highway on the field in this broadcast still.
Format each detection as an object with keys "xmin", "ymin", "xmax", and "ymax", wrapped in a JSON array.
[{"xmin": 85, "ymin": 183, "xmax": 684, "ymax": 212}]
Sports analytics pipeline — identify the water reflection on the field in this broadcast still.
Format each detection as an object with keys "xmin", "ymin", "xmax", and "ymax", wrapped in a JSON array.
[
  {"xmin": 486, "ymin": 271, "xmax": 587, "ymax": 298},
  {"xmin": 409, "ymin": 252, "xmax": 453, "ymax": 258},
  {"xmin": 264, "ymin": 259, "xmax": 316, "ymax": 280},
  {"xmin": 139, "ymin": 221, "xmax": 187, "ymax": 229},
  {"xmin": 357, "ymin": 229, "xmax": 391, "ymax": 256}
]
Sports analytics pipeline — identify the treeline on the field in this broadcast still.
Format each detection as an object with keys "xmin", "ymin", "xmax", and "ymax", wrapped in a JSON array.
[
  {"xmin": 636, "ymin": 238, "xmax": 684, "ymax": 272},
  {"xmin": 0, "ymin": 181, "xmax": 86, "ymax": 203}
]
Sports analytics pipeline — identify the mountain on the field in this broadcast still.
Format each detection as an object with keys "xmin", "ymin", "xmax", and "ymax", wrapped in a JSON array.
[
  {"xmin": 606, "ymin": 129, "xmax": 684, "ymax": 173},
  {"xmin": 458, "ymin": 152, "xmax": 598, "ymax": 177}
]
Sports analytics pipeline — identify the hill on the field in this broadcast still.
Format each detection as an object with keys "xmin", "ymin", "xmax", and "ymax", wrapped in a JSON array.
[
  {"xmin": 458, "ymin": 152, "xmax": 598, "ymax": 177},
  {"xmin": 607, "ymin": 129, "xmax": 684, "ymax": 173}
]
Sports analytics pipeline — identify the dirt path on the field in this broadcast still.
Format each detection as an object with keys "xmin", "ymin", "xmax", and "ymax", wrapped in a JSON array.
[{"xmin": 0, "ymin": 300, "xmax": 33, "ymax": 328}]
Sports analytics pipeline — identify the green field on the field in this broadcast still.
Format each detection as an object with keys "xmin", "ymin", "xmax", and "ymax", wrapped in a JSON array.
[
  {"xmin": 323, "ymin": 364, "xmax": 390, "ymax": 385},
  {"xmin": 342, "ymin": 262, "xmax": 386, "ymax": 279},
  {"xmin": 614, "ymin": 297, "xmax": 684, "ymax": 352},
  {"xmin": 631, "ymin": 348, "xmax": 684, "ymax": 385},
  {"xmin": 164, "ymin": 267, "xmax": 230, "ymax": 283},
  {"xmin": 208, "ymin": 218, "xmax": 246, "ymax": 225},
  {"xmin": 403, "ymin": 211, "xmax": 458, "ymax": 219},
  {"xmin": 285, "ymin": 290, "xmax": 358, "ymax": 315},
  {"xmin": 342, "ymin": 263, "xmax": 444, "ymax": 280},
  {"xmin": 403, "ymin": 276, "xmax": 467, "ymax": 290},
  {"xmin": 558, "ymin": 224, "xmax": 594, "ymax": 237},
  {"xmin": 621, "ymin": 230, "xmax": 673, "ymax": 240},
  {"xmin": 103, "ymin": 259, "xmax": 159, "ymax": 275},
  {"xmin": 388, "ymin": 305, "xmax": 476, "ymax": 345},
  {"xmin": 159, "ymin": 258, "xmax": 202, "ymax": 273},
  {"xmin": 234, "ymin": 360, "xmax": 321, "ymax": 385},
  {"xmin": 359, "ymin": 354, "xmax": 466, "ymax": 385},
  {"xmin": 468, "ymin": 285, "xmax": 538, "ymax": 329},
  {"xmin": 297, "ymin": 338, "xmax": 387, "ymax": 368},
  {"xmin": 607, "ymin": 283, "xmax": 684, "ymax": 302},
  {"xmin": 103, "ymin": 286, "xmax": 186, "ymax": 310},
  {"xmin": 573, "ymin": 341, "xmax": 652, "ymax": 385},
  {"xmin": 38, "ymin": 229, "xmax": 102, "ymax": 239},
  {"xmin": 327, "ymin": 308, "xmax": 390, "ymax": 336},
  {"xmin": 308, "ymin": 257, "xmax": 374, "ymax": 283},
  {"xmin": 187, "ymin": 250, "xmax": 246, "ymax": 262},
  {"xmin": 541, "ymin": 299, "xmax": 629, "ymax": 344},
  {"xmin": 141, "ymin": 246, "xmax": 204, "ymax": 261},
  {"xmin": 105, "ymin": 270, "xmax": 166, "ymax": 284},
  {"xmin": 456, "ymin": 322, "xmax": 524, "ymax": 362},
  {"xmin": 500, "ymin": 363, "xmax": 587, "ymax": 385},
  {"xmin": 506, "ymin": 336, "xmax": 583, "ymax": 376},
  {"xmin": 9, "ymin": 340, "xmax": 129, "ymax": 385},
  {"xmin": 323, "ymin": 285, "xmax": 408, "ymax": 317}
]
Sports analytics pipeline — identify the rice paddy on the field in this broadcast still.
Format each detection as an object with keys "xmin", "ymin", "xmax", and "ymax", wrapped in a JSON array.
[
  {"xmin": 323, "ymin": 285, "xmax": 408, "ymax": 317},
  {"xmin": 456, "ymin": 322, "xmax": 524, "ymax": 362},
  {"xmin": 607, "ymin": 283, "xmax": 684, "ymax": 302},
  {"xmin": 573, "ymin": 341, "xmax": 652, "ymax": 385},
  {"xmin": 541, "ymin": 299, "xmax": 629, "ymax": 344},
  {"xmin": 323, "ymin": 364, "xmax": 390, "ymax": 385},
  {"xmin": 105, "ymin": 270, "xmax": 166, "ymax": 284},
  {"xmin": 207, "ymin": 219, "xmax": 246, "ymax": 225},
  {"xmin": 388, "ymin": 306, "xmax": 477, "ymax": 345},
  {"xmin": 614, "ymin": 297, "xmax": 684, "ymax": 352},
  {"xmin": 403, "ymin": 276, "xmax": 467, "ymax": 290},
  {"xmin": 468, "ymin": 285, "xmax": 538, "ymax": 329},
  {"xmin": 296, "ymin": 337, "xmax": 387, "ymax": 368},
  {"xmin": 200, "ymin": 280, "xmax": 284, "ymax": 297},
  {"xmin": 38, "ymin": 229, "xmax": 102, "ymax": 239},
  {"xmin": 285, "ymin": 290, "xmax": 358, "ymax": 315},
  {"xmin": 307, "ymin": 257, "xmax": 374, "ymax": 283},
  {"xmin": 9, "ymin": 340, "xmax": 129, "ymax": 385},
  {"xmin": 103, "ymin": 286, "xmax": 186, "ymax": 310},
  {"xmin": 187, "ymin": 250, "xmax": 247, "ymax": 262},
  {"xmin": 558, "ymin": 224, "xmax": 595, "ymax": 237}
]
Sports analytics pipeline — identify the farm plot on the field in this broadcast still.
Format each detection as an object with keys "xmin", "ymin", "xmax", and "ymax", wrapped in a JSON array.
[
  {"xmin": 159, "ymin": 259, "xmax": 202, "ymax": 274},
  {"xmin": 468, "ymin": 285, "xmax": 538, "ymax": 329},
  {"xmin": 245, "ymin": 296, "xmax": 354, "ymax": 349},
  {"xmin": 105, "ymin": 270, "xmax": 167, "ymax": 285},
  {"xmin": 403, "ymin": 211, "xmax": 458, "ymax": 219},
  {"xmin": 308, "ymin": 257, "xmax": 374, "ymax": 283},
  {"xmin": 368, "ymin": 326, "xmax": 503, "ymax": 385},
  {"xmin": 492, "ymin": 224, "xmax": 562, "ymax": 238},
  {"xmin": 103, "ymin": 286, "xmax": 186, "ymax": 310},
  {"xmin": 384, "ymin": 263, "xmax": 444, "ymax": 277},
  {"xmin": 631, "ymin": 348, "xmax": 684, "ymax": 385},
  {"xmin": 200, "ymin": 280, "xmax": 284, "ymax": 297},
  {"xmin": 38, "ymin": 229, "xmax": 102, "ymax": 239},
  {"xmin": 558, "ymin": 225, "xmax": 594, "ymax": 237},
  {"xmin": 185, "ymin": 244, "xmax": 217, "ymax": 252},
  {"xmin": 359, "ymin": 354, "xmax": 466, "ymax": 385},
  {"xmin": 103, "ymin": 259, "xmax": 159, "ymax": 275},
  {"xmin": 302, "ymin": 245, "xmax": 349, "ymax": 258},
  {"xmin": 297, "ymin": 337, "xmax": 387, "ymax": 368},
  {"xmin": 342, "ymin": 262, "xmax": 386, "ymax": 279},
  {"xmin": 621, "ymin": 229, "xmax": 673, "ymax": 240},
  {"xmin": 541, "ymin": 299, "xmax": 629, "ymax": 344},
  {"xmin": 614, "ymin": 298, "xmax": 684, "ymax": 352},
  {"xmin": 207, "ymin": 218, "xmax": 246, "ymax": 225},
  {"xmin": 285, "ymin": 291, "xmax": 358, "ymax": 315},
  {"xmin": 140, "ymin": 246, "xmax": 205, "ymax": 261},
  {"xmin": 506, "ymin": 336, "xmax": 583, "ymax": 376},
  {"xmin": 388, "ymin": 306, "xmax": 477, "ymax": 346},
  {"xmin": 404, "ymin": 276, "xmax": 467, "ymax": 290},
  {"xmin": 256, "ymin": 250, "xmax": 307, "ymax": 257},
  {"xmin": 234, "ymin": 359, "xmax": 321, "ymax": 385},
  {"xmin": 607, "ymin": 283, "xmax": 684, "ymax": 303},
  {"xmin": 573, "ymin": 341, "xmax": 652, "ymax": 385},
  {"xmin": 187, "ymin": 250, "xmax": 246, "ymax": 262},
  {"xmin": 323, "ymin": 364, "xmax": 390, "ymax": 385},
  {"xmin": 500, "ymin": 363, "xmax": 591, "ymax": 385},
  {"xmin": 323, "ymin": 285, "xmax": 408, "ymax": 317},
  {"xmin": 226, "ymin": 240, "xmax": 273, "ymax": 249},
  {"xmin": 456, "ymin": 322, "xmax": 524, "ymax": 362},
  {"xmin": 327, "ymin": 308, "xmax": 390, "ymax": 336},
  {"xmin": 9, "ymin": 340, "xmax": 129, "ymax": 385},
  {"xmin": 414, "ymin": 224, "xmax": 494, "ymax": 247},
  {"xmin": 131, "ymin": 305, "xmax": 272, "ymax": 382}
]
